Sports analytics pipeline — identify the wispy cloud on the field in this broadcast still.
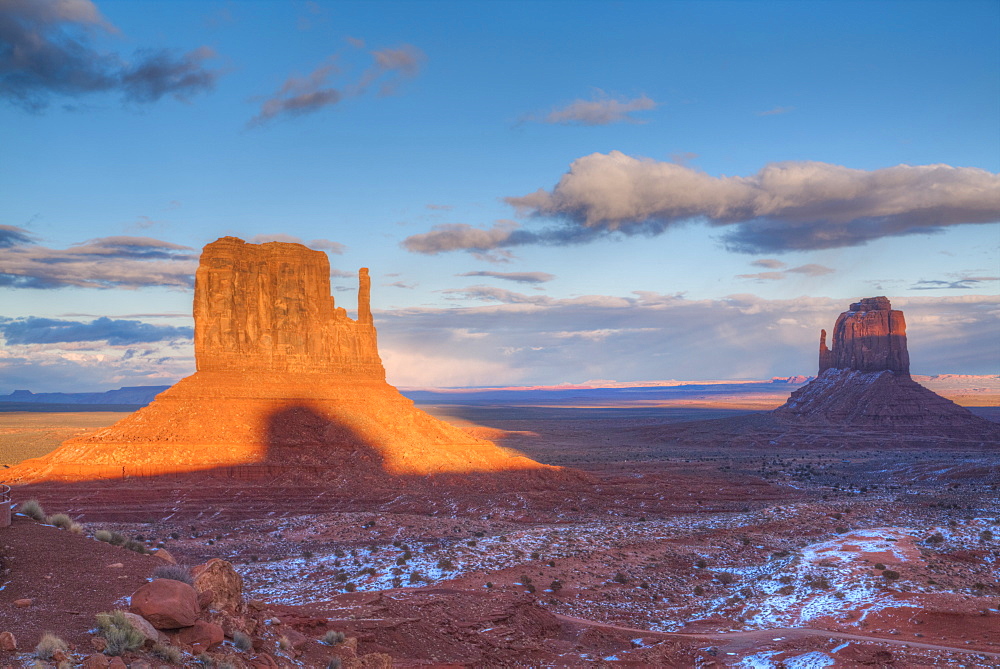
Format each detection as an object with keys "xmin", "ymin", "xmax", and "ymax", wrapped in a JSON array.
[
  {"xmin": 757, "ymin": 105, "xmax": 795, "ymax": 116},
  {"xmin": 375, "ymin": 292, "xmax": 1000, "ymax": 386},
  {"xmin": 249, "ymin": 42, "xmax": 424, "ymax": 126},
  {"xmin": 910, "ymin": 276, "xmax": 1000, "ymax": 290},
  {"xmin": 0, "ymin": 0, "xmax": 221, "ymax": 111},
  {"xmin": 737, "ymin": 263, "xmax": 835, "ymax": 282},
  {"xmin": 0, "ymin": 316, "xmax": 192, "ymax": 345},
  {"xmin": 247, "ymin": 233, "xmax": 346, "ymax": 254},
  {"xmin": 0, "ymin": 227, "xmax": 196, "ymax": 289},
  {"xmin": 457, "ymin": 271, "xmax": 555, "ymax": 284},
  {"xmin": 751, "ymin": 258, "xmax": 786, "ymax": 269},
  {"xmin": 526, "ymin": 91, "xmax": 658, "ymax": 126}
]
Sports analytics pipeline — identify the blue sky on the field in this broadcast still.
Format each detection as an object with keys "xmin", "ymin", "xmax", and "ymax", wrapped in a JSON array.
[{"xmin": 1, "ymin": 0, "xmax": 998, "ymax": 392}]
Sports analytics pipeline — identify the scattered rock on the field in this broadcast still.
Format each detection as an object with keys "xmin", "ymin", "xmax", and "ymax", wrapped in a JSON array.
[
  {"xmin": 107, "ymin": 563, "xmax": 124, "ymax": 569},
  {"xmin": 0, "ymin": 631, "xmax": 16, "ymax": 651},
  {"xmin": 192, "ymin": 558, "xmax": 244, "ymax": 614},
  {"xmin": 130, "ymin": 579, "xmax": 200, "ymax": 629},
  {"xmin": 82, "ymin": 654, "xmax": 110, "ymax": 669},
  {"xmin": 90, "ymin": 636, "xmax": 107, "ymax": 652},
  {"xmin": 108, "ymin": 657, "xmax": 127, "ymax": 669},
  {"xmin": 152, "ymin": 548, "xmax": 177, "ymax": 564},
  {"xmin": 174, "ymin": 620, "xmax": 224, "ymax": 650},
  {"xmin": 13, "ymin": 598, "xmax": 31, "ymax": 608},
  {"xmin": 120, "ymin": 612, "xmax": 159, "ymax": 645}
]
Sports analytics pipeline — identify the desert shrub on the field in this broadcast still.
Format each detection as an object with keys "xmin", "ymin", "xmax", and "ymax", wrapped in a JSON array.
[
  {"xmin": 980, "ymin": 530, "xmax": 994, "ymax": 542},
  {"xmin": 233, "ymin": 631, "xmax": 253, "ymax": 652},
  {"xmin": 35, "ymin": 632, "xmax": 68, "ymax": 659},
  {"xmin": 278, "ymin": 635, "xmax": 293, "ymax": 651},
  {"xmin": 124, "ymin": 539, "xmax": 148, "ymax": 554},
  {"xmin": 152, "ymin": 564, "xmax": 194, "ymax": 585},
  {"xmin": 693, "ymin": 585, "xmax": 705, "ymax": 596},
  {"xmin": 408, "ymin": 571, "xmax": 424, "ymax": 584},
  {"xmin": 525, "ymin": 583, "xmax": 536, "ymax": 593},
  {"xmin": 612, "ymin": 572, "xmax": 629, "ymax": 584},
  {"xmin": 344, "ymin": 583, "xmax": 356, "ymax": 592},
  {"xmin": 68, "ymin": 521, "xmax": 84, "ymax": 534},
  {"xmin": 925, "ymin": 532, "xmax": 944, "ymax": 545},
  {"xmin": 778, "ymin": 575, "xmax": 794, "ymax": 584},
  {"xmin": 197, "ymin": 652, "xmax": 214, "ymax": 667},
  {"xmin": 20, "ymin": 499, "xmax": 46, "ymax": 522},
  {"xmin": 715, "ymin": 572, "xmax": 737, "ymax": 585},
  {"xmin": 328, "ymin": 658, "xmax": 343, "ymax": 669},
  {"xmin": 96, "ymin": 610, "xmax": 146, "ymax": 655},
  {"xmin": 695, "ymin": 559, "xmax": 707, "ymax": 569},
  {"xmin": 322, "ymin": 630, "xmax": 345, "ymax": 646},
  {"xmin": 485, "ymin": 582, "xmax": 493, "ymax": 588},
  {"xmin": 805, "ymin": 576, "xmax": 830, "ymax": 590},
  {"xmin": 151, "ymin": 642, "xmax": 183, "ymax": 663},
  {"xmin": 882, "ymin": 570, "xmax": 900, "ymax": 580},
  {"xmin": 550, "ymin": 579, "xmax": 563, "ymax": 592},
  {"xmin": 95, "ymin": 529, "xmax": 113, "ymax": 543},
  {"xmin": 46, "ymin": 513, "xmax": 73, "ymax": 530},
  {"xmin": 874, "ymin": 563, "xmax": 887, "ymax": 571},
  {"xmin": 437, "ymin": 558, "xmax": 455, "ymax": 571},
  {"xmin": 777, "ymin": 585, "xmax": 795, "ymax": 595},
  {"xmin": 108, "ymin": 531, "xmax": 127, "ymax": 546}
]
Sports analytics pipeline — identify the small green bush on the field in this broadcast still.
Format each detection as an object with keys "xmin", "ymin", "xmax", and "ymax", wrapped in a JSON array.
[
  {"xmin": 35, "ymin": 632, "xmax": 68, "ymax": 659},
  {"xmin": 96, "ymin": 610, "xmax": 146, "ymax": 655},
  {"xmin": 233, "ymin": 631, "xmax": 253, "ymax": 652},
  {"xmin": 151, "ymin": 642, "xmax": 183, "ymax": 663},
  {"xmin": 322, "ymin": 630, "xmax": 345, "ymax": 646},
  {"xmin": 152, "ymin": 564, "xmax": 193, "ymax": 585},
  {"xmin": 46, "ymin": 513, "xmax": 73, "ymax": 529},
  {"xmin": 20, "ymin": 499, "xmax": 46, "ymax": 522}
]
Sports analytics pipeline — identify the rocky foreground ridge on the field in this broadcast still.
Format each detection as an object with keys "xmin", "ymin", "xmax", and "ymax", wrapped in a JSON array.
[{"xmin": 5, "ymin": 237, "xmax": 555, "ymax": 483}]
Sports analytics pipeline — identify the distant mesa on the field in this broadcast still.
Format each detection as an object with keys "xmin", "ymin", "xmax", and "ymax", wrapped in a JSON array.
[
  {"xmin": 6, "ymin": 237, "xmax": 554, "ymax": 482},
  {"xmin": 776, "ymin": 297, "xmax": 998, "ymax": 435}
]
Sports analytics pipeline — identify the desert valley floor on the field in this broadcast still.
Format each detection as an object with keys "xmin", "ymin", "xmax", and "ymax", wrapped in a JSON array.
[{"xmin": 2, "ymin": 400, "xmax": 999, "ymax": 668}]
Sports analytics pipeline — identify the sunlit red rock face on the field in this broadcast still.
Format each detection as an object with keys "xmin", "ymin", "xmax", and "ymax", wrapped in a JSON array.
[
  {"xmin": 818, "ymin": 296, "xmax": 910, "ymax": 376},
  {"xmin": 777, "ymin": 297, "xmax": 997, "ymax": 435},
  {"xmin": 7, "ymin": 238, "xmax": 552, "ymax": 482}
]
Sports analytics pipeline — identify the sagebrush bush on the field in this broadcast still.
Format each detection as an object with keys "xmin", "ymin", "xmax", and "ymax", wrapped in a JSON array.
[
  {"xmin": 327, "ymin": 657, "xmax": 343, "ymax": 669},
  {"xmin": 34, "ymin": 632, "xmax": 68, "ymax": 659},
  {"xmin": 123, "ymin": 538, "xmax": 148, "ymax": 554},
  {"xmin": 278, "ymin": 635, "xmax": 293, "ymax": 651},
  {"xmin": 95, "ymin": 529, "xmax": 113, "ymax": 542},
  {"xmin": 151, "ymin": 642, "xmax": 183, "ymax": 664},
  {"xmin": 20, "ymin": 499, "xmax": 46, "ymax": 522},
  {"xmin": 152, "ymin": 564, "xmax": 194, "ymax": 585},
  {"xmin": 46, "ymin": 513, "xmax": 73, "ymax": 529},
  {"xmin": 322, "ymin": 630, "xmax": 346, "ymax": 646},
  {"xmin": 108, "ymin": 531, "xmax": 127, "ymax": 546},
  {"xmin": 233, "ymin": 631, "xmax": 253, "ymax": 651},
  {"xmin": 96, "ymin": 610, "xmax": 146, "ymax": 656}
]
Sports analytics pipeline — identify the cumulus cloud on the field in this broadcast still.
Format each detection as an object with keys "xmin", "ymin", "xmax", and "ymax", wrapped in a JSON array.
[
  {"xmin": 457, "ymin": 271, "xmax": 555, "ymax": 284},
  {"xmin": 0, "ymin": 316, "xmax": 192, "ymax": 345},
  {"xmin": 528, "ymin": 92, "xmax": 658, "ymax": 126},
  {"xmin": 249, "ymin": 42, "xmax": 424, "ymax": 126},
  {"xmin": 495, "ymin": 152, "xmax": 1000, "ymax": 254},
  {"xmin": 0, "ymin": 227, "xmax": 197, "ymax": 289},
  {"xmin": 0, "ymin": 0, "xmax": 221, "ymax": 111}
]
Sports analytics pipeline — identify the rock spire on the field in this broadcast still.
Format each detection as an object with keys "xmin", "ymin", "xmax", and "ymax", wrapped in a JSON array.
[{"xmin": 818, "ymin": 296, "xmax": 909, "ymax": 377}]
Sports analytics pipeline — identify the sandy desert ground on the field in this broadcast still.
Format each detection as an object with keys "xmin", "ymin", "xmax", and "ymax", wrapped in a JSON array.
[{"xmin": 2, "ymin": 397, "xmax": 999, "ymax": 668}]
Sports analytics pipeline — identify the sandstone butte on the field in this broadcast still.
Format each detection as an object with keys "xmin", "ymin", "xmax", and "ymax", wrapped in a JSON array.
[
  {"xmin": 776, "ymin": 296, "xmax": 998, "ymax": 435},
  {"xmin": 6, "ymin": 237, "xmax": 554, "ymax": 482}
]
